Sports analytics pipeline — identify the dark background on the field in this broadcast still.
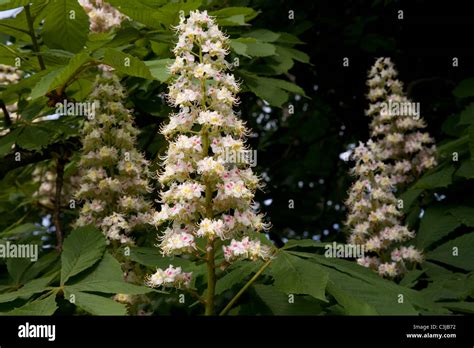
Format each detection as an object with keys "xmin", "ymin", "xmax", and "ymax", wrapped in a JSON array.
[{"xmin": 232, "ymin": 0, "xmax": 474, "ymax": 246}]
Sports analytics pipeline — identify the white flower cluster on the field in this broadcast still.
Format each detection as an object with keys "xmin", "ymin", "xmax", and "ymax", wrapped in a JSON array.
[
  {"xmin": 148, "ymin": 11, "xmax": 272, "ymax": 288},
  {"xmin": 79, "ymin": 0, "xmax": 124, "ymax": 33},
  {"xmin": 145, "ymin": 265, "xmax": 192, "ymax": 289},
  {"xmin": 345, "ymin": 58, "xmax": 435, "ymax": 278},
  {"xmin": 74, "ymin": 71, "xmax": 154, "ymax": 244},
  {"xmin": 223, "ymin": 237, "xmax": 270, "ymax": 263},
  {"xmin": 346, "ymin": 141, "xmax": 423, "ymax": 277},
  {"xmin": 366, "ymin": 57, "xmax": 437, "ymax": 186}
]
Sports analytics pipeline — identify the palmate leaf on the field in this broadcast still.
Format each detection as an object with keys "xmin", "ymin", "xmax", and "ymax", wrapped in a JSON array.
[{"xmin": 289, "ymin": 252, "xmax": 447, "ymax": 315}]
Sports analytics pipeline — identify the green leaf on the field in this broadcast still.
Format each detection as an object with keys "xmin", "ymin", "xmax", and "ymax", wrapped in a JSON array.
[
  {"xmin": 1, "ymin": 222, "xmax": 40, "ymax": 237},
  {"xmin": 453, "ymin": 77, "xmax": 474, "ymax": 98},
  {"xmin": 42, "ymin": 0, "xmax": 90, "ymax": 53},
  {"xmin": 152, "ymin": 0, "xmax": 202, "ymax": 26},
  {"xmin": 129, "ymin": 247, "xmax": 193, "ymax": 269},
  {"xmin": 469, "ymin": 124, "xmax": 474, "ymax": 158},
  {"xmin": 105, "ymin": 0, "xmax": 159, "ymax": 28},
  {"xmin": 63, "ymin": 287, "xmax": 127, "ymax": 315},
  {"xmin": 0, "ymin": 129, "xmax": 19, "ymax": 156},
  {"xmin": 281, "ymin": 239, "xmax": 327, "ymax": 250},
  {"xmin": 398, "ymin": 188, "xmax": 423, "ymax": 213},
  {"xmin": 16, "ymin": 125, "xmax": 51, "ymax": 151},
  {"xmin": 215, "ymin": 261, "xmax": 261, "ymax": 295},
  {"xmin": 61, "ymin": 225, "xmax": 106, "ymax": 285},
  {"xmin": 68, "ymin": 253, "xmax": 156, "ymax": 294},
  {"xmin": 6, "ymin": 257, "xmax": 32, "ymax": 284},
  {"xmin": 243, "ymin": 29, "xmax": 280, "ymax": 42},
  {"xmin": 326, "ymin": 279, "xmax": 378, "ymax": 315},
  {"xmin": 413, "ymin": 166, "xmax": 455, "ymax": 189},
  {"xmin": 440, "ymin": 302, "xmax": 474, "ymax": 314},
  {"xmin": 399, "ymin": 270, "xmax": 425, "ymax": 288},
  {"xmin": 275, "ymin": 45, "xmax": 310, "ymax": 63},
  {"xmin": 253, "ymin": 284, "xmax": 323, "ymax": 315},
  {"xmin": 22, "ymin": 252, "xmax": 60, "ymax": 282},
  {"xmin": 0, "ymin": 0, "xmax": 31, "ymax": 11},
  {"xmin": 308, "ymin": 255, "xmax": 442, "ymax": 314},
  {"xmin": 242, "ymin": 73, "xmax": 306, "ymax": 107},
  {"xmin": 449, "ymin": 206, "xmax": 474, "ymax": 227},
  {"xmin": 456, "ymin": 160, "xmax": 474, "ymax": 179},
  {"xmin": 459, "ymin": 103, "xmax": 474, "ymax": 125},
  {"xmin": 0, "ymin": 274, "xmax": 55, "ymax": 303},
  {"xmin": 7, "ymin": 292, "xmax": 57, "ymax": 315},
  {"xmin": 144, "ymin": 58, "xmax": 173, "ymax": 82},
  {"xmin": 210, "ymin": 7, "xmax": 258, "ymax": 26},
  {"xmin": 30, "ymin": 69, "xmax": 62, "ymax": 100},
  {"xmin": 420, "ymin": 272, "xmax": 470, "ymax": 302},
  {"xmin": 427, "ymin": 233, "xmax": 474, "ymax": 271},
  {"xmin": 103, "ymin": 49, "xmax": 153, "ymax": 79},
  {"xmin": 276, "ymin": 32, "xmax": 305, "ymax": 45},
  {"xmin": 48, "ymin": 52, "xmax": 91, "ymax": 94},
  {"xmin": 229, "ymin": 39, "xmax": 250, "ymax": 58},
  {"xmin": 270, "ymin": 251, "xmax": 328, "ymax": 301},
  {"xmin": 416, "ymin": 207, "xmax": 461, "ymax": 249},
  {"xmin": 230, "ymin": 38, "xmax": 275, "ymax": 57}
]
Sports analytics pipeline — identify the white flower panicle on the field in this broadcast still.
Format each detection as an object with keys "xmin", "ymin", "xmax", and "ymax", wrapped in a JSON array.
[
  {"xmin": 79, "ymin": 0, "xmax": 125, "ymax": 33},
  {"xmin": 366, "ymin": 57, "xmax": 437, "ymax": 186},
  {"xmin": 147, "ymin": 10, "xmax": 272, "ymax": 289},
  {"xmin": 345, "ymin": 57, "xmax": 436, "ymax": 278},
  {"xmin": 346, "ymin": 141, "xmax": 423, "ymax": 278},
  {"xmin": 75, "ymin": 71, "xmax": 154, "ymax": 244}
]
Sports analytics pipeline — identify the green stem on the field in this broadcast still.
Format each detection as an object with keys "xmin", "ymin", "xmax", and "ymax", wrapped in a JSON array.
[
  {"xmin": 198, "ymin": 42, "xmax": 217, "ymax": 315},
  {"xmin": 219, "ymin": 258, "xmax": 273, "ymax": 316},
  {"xmin": 24, "ymin": 4, "xmax": 45, "ymax": 70},
  {"xmin": 204, "ymin": 240, "xmax": 216, "ymax": 315}
]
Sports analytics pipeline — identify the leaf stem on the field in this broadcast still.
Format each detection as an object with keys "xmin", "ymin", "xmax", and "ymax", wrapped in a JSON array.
[
  {"xmin": 219, "ymin": 258, "xmax": 273, "ymax": 316},
  {"xmin": 24, "ymin": 4, "xmax": 45, "ymax": 70}
]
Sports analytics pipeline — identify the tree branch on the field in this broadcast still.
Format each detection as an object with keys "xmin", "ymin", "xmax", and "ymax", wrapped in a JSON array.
[
  {"xmin": 0, "ymin": 100, "xmax": 11, "ymax": 127},
  {"xmin": 24, "ymin": 4, "xmax": 45, "ymax": 70},
  {"xmin": 53, "ymin": 156, "xmax": 66, "ymax": 252}
]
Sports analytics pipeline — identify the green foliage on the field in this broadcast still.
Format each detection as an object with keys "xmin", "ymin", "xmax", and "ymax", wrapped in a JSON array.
[
  {"xmin": 42, "ymin": 0, "xmax": 90, "ymax": 53},
  {"xmin": 60, "ymin": 225, "xmax": 106, "ymax": 285},
  {"xmin": 0, "ymin": 0, "xmax": 472, "ymax": 317}
]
